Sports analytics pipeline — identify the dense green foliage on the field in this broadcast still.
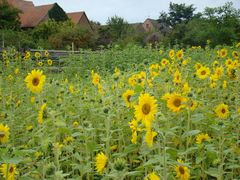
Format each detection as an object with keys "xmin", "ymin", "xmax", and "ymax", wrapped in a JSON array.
[
  {"xmin": 160, "ymin": 2, "xmax": 240, "ymax": 47},
  {"xmin": 106, "ymin": 16, "xmax": 130, "ymax": 42},
  {"xmin": 0, "ymin": 0, "xmax": 21, "ymax": 30},
  {"xmin": 159, "ymin": 2, "xmax": 196, "ymax": 27},
  {"xmin": 48, "ymin": 3, "xmax": 69, "ymax": 22}
]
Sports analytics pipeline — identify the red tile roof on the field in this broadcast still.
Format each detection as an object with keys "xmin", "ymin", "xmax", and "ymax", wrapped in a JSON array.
[
  {"xmin": 67, "ymin": 12, "xmax": 85, "ymax": 24},
  {"xmin": 21, "ymin": 4, "xmax": 54, "ymax": 27},
  {"xmin": 4, "ymin": 0, "xmax": 54, "ymax": 27},
  {"xmin": 3, "ymin": 0, "xmax": 92, "ymax": 29}
]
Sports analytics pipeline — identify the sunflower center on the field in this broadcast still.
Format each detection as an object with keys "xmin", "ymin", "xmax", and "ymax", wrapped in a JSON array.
[
  {"xmin": 179, "ymin": 166, "xmax": 185, "ymax": 174},
  {"xmin": 32, "ymin": 77, "xmax": 40, "ymax": 86},
  {"xmin": 173, "ymin": 98, "xmax": 181, "ymax": 107},
  {"xmin": 9, "ymin": 166, "xmax": 14, "ymax": 173},
  {"xmin": 142, "ymin": 103, "xmax": 151, "ymax": 115},
  {"xmin": 0, "ymin": 131, "xmax": 5, "ymax": 138},
  {"xmin": 221, "ymin": 108, "xmax": 226, "ymax": 114},
  {"xmin": 127, "ymin": 95, "xmax": 131, "ymax": 102},
  {"xmin": 201, "ymin": 70, "xmax": 206, "ymax": 75}
]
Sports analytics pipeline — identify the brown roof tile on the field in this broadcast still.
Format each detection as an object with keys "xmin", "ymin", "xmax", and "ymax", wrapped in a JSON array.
[
  {"xmin": 5, "ymin": 0, "xmax": 54, "ymax": 27},
  {"xmin": 67, "ymin": 12, "xmax": 85, "ymax": 24}
]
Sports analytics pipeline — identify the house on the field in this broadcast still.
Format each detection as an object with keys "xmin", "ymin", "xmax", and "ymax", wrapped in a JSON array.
[
  {"xmin": 67, "ymin": 12, "xmax": 92, "ymax": 30},
  {"xmin": 142, "ymin": 18, "xmax": 170, "ymax": 35},
  {"xmin": 3, "ymin": 0, "xmax": 92, "ymax": 29},
  {"xmin": 143, "ymin": 18, "xmax": 160, "ymax": 32}
]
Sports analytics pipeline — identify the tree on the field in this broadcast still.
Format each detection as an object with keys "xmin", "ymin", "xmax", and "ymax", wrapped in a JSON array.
[
  {"xmin": 158, "ymin": 2, "xmax": 196, "ymax": 27},
  {"xmin": 0, "ymin": 0, "xmax": 21, "ymax": 29},
  {"xmin": 48, "ymin": 26, "xmax": 94, "ymax": 49},
  {"xmin": 48, "ymin": 3, "xmax": 69, "ymax": 22},
  {"xmin": 106, "ymin": 16, "xmax": 129, "ymax": 41},
  {"xmin": 32, "ymin": 20, "xmax": 59, "ymax": 40}
]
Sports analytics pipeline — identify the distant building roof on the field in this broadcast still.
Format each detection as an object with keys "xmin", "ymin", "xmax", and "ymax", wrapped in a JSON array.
[
  {"xmin": 21, "ymin": 4, "xmax": 54, "ymax": 27},
  {"xmin": 67, "ymin": 12, "xmax": 85, "ymax": 24},
  {"xmin": 3, "ymin": 0, "xmax": 92, "ymax": 29},
  {"xmin": 3, "ymin": 0, "xmax": 55, "ymax": 27},
  {"xmin": 67, "ymin": 11, "xmax": 92, "ymax": 30}
]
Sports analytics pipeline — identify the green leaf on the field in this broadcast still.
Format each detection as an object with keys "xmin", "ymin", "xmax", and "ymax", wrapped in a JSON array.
[
  {"xmin": 183, "ymin": 130, "xmax": 201, "ymax": 137},
  {"xmin": 205, "ymin": 168, "xmax": 219, "ymax": 178}
]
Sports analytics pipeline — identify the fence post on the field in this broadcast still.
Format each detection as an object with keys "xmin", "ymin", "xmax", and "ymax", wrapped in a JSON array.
[
  {"xmin": 2, "ymin": 31, "xmax": 4, "ymax": 48},
  {"xmin": 72, "ymin": 42, "xmax": 74, "ymax": 54}
]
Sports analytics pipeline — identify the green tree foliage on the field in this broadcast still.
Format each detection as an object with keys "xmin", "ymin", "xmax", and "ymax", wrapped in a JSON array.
[
  {"xmin": 0, "ymin": 29, "xmax": 35, "ymax": 48},
  {"xmin": 48, "ymin": 3, "xmax": 69, "ymax": 22},
  {"xmin": 106, "ymin": 16, "xmax": 130, "ymax": 41},
  {"xmin": 32, "ymin": 20, "xmax": 60, "ymax": 40},
  {"xmin": 158, "ymin": 2, "xmax": 196, "ymax": 27},
  {"xmin": 161, "ymin": 2, "xmax": 240, "ymax": 47},
  {"xmin": 49, "ymin": 26, "xmax": 94, "ymax": 49},
  {"xmin": 0, "ymin": 0, "xmax": 21, "ymax": 30}
]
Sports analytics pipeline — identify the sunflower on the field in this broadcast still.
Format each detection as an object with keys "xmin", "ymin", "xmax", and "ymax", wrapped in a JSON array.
[
  {"xmin": 47, "ymin": 59, "xmax": 53, "ymax": 66},
  {"xmin": 182, "ymin": 82, "xmax": 191, "ymax": 95},
  {"xmin": 173, "ymin": 70, "xmax": 182, "ymax": 84},
  {"xmin": 91, "ymin": 71, "xmax": 100, "ymax": 86},
  {"xmin": 219, "ymin": 48, "xmax": 228, "ymax": 58},
  {"xmin": 236, "ymin": 42, "xmax": 240, "ymax": 48},
  {"xmin": 34, "ymin": 52, "xmax": 41, "ymax": 59},
  {"xmin": 194, "ymin": 63, "xmax": 202, "ymax": 70},
  {"xmin": 161, "ymin": 58, "xmax": 169, "ymax": 67},
  {"xmin": 0, "ymin": 124, "xmax": 10, "ymax": 144},
  {"xmin": 214, "ymin": 66, "xmax": 224, "ymax": 78},
  {"xmin": 128, "ymin": 119, "xmax": 139, "ymax": 144},
  {"xmin": 167, "ymin": 93, "xmax": 187, "ymax": 112},
  {"xmin": 112, "ymin": 68, "xmax": 121, "ymax": 80},
  {"xmin": 123, "ymin": 89, "xmax": 135, "ymax": 108},
  {"xmin": 25, "ymin": 69, "xmax": 46, "ymax": 93},
  {"xmin": 175, "ymin": 159, "xmax": 190, "ymax": 180},
  {"xmin": 145, "ymin": 129, "xmax": 157, "ymax": 147},
  {"xmin": 44, "ymin": 50, "xmax": 49, "ymax": 57},
  {"xmin": 144, "ymin": 172, "xmax": 161, "ymax": 180},
  {"xmin": 196, "ymin": 66, "xmax": 210, "ymax": 79},
  {"xmin": 188, "ymin": 100, "xmax": 197, "ymax": 111},
  {"xmin": 227, "ymin": 67, "xmax": 237, "ymax": 80},
  {"xmin": 63, "ymin": 136, "xmax": 74, "ymax": 145},
  {"xmin": 176, "ymin": 49, "xmax": 183, "ymax": 59},
  {"xmin": 129, "ymin": 119, "xmax": 141, "ymax": 144},
  {"xmin": 149, "ymin": 64, "xmax": 160, "ymax": 77},
  {"xmin": 37, "ymin": 61, "xmax": 43, "ymax": 67},
  {"xmin": 14, "ymin": 68, "xmax": 19, "ymax": 75},
  {"xmin": 24, "ymin": 51, "xmax": 31, "ymax": 59},
  {"xmin": 232, "ymin": 60, "xmax": 239, "ymax": 68},
  {"xmin": 73, "ymin": 121, "xmax": 79, "ymax": 128},
  {"xmin": 223, "ymin": 80, "xmax": 227, "ymax": 89},
  {"xmin": 232, "ymin": 51, "xmax": 238, "ymax": 59},
  {"xmin": 0, "ymin": 164, "xmax": 18, "ymax": 180},
  {"xmin": 169, "ymin": 49, "xmax": 175, "ymax": 59},
  {"xmin": 134, "ymin": 93, "xmax": 157, "ymax": 128},
  {"xmin": 215, "ymin": 103, "xmax": 229, "ymax": 119},
  {"xmin": 38, "ymin": 103, "xmax": 47, "ymax": 124},
  {"xmin": 196, "ymin": 133, "xmax": 210, "ymax": 144},
  {"xmin": 225, "ymin": 58, "xmax": 233, "ymax": 67},
  {"xmin": 95, "ymin": 152, "xmax": 107, "ymax": 174}
]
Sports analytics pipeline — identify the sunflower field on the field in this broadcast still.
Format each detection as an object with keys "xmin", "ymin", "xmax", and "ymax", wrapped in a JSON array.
[{"xmin": 0, "ymin": 43, "xmax": 240, "ymax": 180}]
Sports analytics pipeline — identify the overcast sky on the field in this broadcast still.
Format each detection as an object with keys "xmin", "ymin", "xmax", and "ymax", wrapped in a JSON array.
[{"xmin": 30, "ymin": 0, "xmax": 240, "ymax": 24}]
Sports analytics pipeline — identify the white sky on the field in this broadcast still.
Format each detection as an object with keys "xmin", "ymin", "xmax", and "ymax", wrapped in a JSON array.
[{"xmin": 30, "ymin": 0, "xmax": 240, "ymax": 24}]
